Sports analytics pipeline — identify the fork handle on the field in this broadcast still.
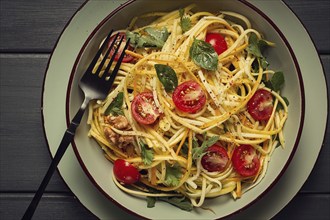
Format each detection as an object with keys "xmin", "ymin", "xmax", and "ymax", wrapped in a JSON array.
[{"xmin": 22, "ymin": 97, "xmax": 90, "ymax": 220}]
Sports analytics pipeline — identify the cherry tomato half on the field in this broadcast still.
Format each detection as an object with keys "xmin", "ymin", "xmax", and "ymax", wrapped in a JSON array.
[
  {"xmin": 108, "ymin": 32, "xmax": 134, "ymax": 63},
  {"xmin": 131, "ymin": 92, "xmax": 160, "ymax": 125},
  {"xmin": 205, "ymin": 33, "xmax": 228, "ymax": 55},
  {"xmin": 201, "ymin": 144, "xmax": 229, "ymax": 172},
  {"xmin": 172, "ymin": 81, "xmax": 206, "ymax": 113},
  {"xmin": 113, "ymin": 159, "xmax": 140, "ymax": 184},
  {"xmin": 232, "ymin": 145, "xmax": 260, "ymax": 177},
  {"xmin": 247, "ymin": 89, "xmax": 274, "ymax": 121}
]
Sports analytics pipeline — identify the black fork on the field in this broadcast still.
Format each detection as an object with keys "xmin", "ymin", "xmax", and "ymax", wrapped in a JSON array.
[{"xmin": 22, "ymin": 30, "xmax": 130, "ymax": 220}]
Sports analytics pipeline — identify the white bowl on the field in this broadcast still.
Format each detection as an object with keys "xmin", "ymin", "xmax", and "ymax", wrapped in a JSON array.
[{"xmin": 67, "ymin": 0, "xmax": 304, "ymax": 219}]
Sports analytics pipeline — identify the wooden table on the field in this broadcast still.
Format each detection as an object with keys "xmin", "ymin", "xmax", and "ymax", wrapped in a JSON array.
[{"xmin": 1, "ymin": 0, "xmax": 329, "ymax": 219}]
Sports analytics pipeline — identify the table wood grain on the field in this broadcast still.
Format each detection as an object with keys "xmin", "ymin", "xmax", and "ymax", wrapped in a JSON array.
[{"xmin": 0, "ymin": 0, "xmax": 329, "ymax": 219}]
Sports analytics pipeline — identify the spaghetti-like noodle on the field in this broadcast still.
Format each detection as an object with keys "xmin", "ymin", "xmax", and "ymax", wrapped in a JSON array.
[{"xmin": 87, "ymin": 4, "xmax": 288, "ymax": 210}]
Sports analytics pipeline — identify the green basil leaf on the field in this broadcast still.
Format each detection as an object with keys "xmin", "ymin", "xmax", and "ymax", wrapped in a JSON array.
[
  {"xmin": 126, "ymin": 27, "xmax": 169, "ymax": 48},
  {"xmin": 189, "ymin": 38, "xmax": 218, "ymax": 71},
  {"xmin": 125, "ymin": 31, "xmax": 140, "ymax": 46},
  {"xmin": 104, "ymin": 92, "xmax": 124, "ymax": 116},
  {"xmin": 154, "ymin": 64, "xmax": 178, "ymax": 92},
  {"xmin": 145, "ymin": 27, "xmax": 169, "ymax": 43}
]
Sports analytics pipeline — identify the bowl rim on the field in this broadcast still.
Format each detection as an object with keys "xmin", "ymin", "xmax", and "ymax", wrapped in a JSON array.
[{"xmin": 65, "ymin": 0, "xmax": 305, "ymax": 219}]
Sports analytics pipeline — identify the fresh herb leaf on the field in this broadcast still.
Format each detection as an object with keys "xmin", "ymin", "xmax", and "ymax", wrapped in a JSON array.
[
  {"xmin": 179, "ymin": 8, "xmax": 184, "ymax": 18},
  {"xmin": 189, "ymin": 38, "xmax": 218, "ymax": 71},
  {"xmin": 159, "ymin": 197, "xmax": 193, "ymax": 211},
  {"xmin": 192, "ymin": 134, "xmax": 219, "ymax": 159},
  {"xmin": 146, "ymin": 196, "xmax": 156, "ymax": 208},
  {"xmin": 260, "ymin": 57, "xmax": 269, "ymax": 69},
  {"xmin": 247, "ymin": 33, "xmax": 271, "ymax": 70},
  {"xmin": 154, "ymin": 64, "xmax": 178, "ymax": 92},
  {"xmin": 263, "ymin": 79, "xmax": 272, "ymax": 89},
  {"xmin": 257, "ymin": 38, "xmax": 269, "ymax": 53},
  {"xmin": 262, "ymin": 71, "xmax": 285, "ymax": 91},
  {"xmin": 104, "ymin": 92, "xmax": 124, "ymax": 116},
  {"xmin": 276, "ymin": 96, "xmax": 289, "ymax": 111},
  {"xmin": 144, "ymin": 186, "xmax": 193, "ymax": 211},
  {"xmin": 164, "ymin": 163, "xmax": 182, "ymax": 187},
  {"xmin": 192, "ymin": 137, "xmax": 199, "ymax": 149},
  {"xmin": 145, "ymin": 27, "xmax": 169, "ymax": 43},
  {"xmin": 181, "ymin": 17, "xmax": 191, "ymax": 33},
  {"xmin": 262, "ymin": 72, "xmax": 288, "ymax": 110},
  {"xmin": 247, "ymin": 33, "xmax": 262, "ymax": 57},
  {"xmin": 125, "ymin": 31, "xmax": 143, "ymax": 47},
  {"xmin": 270, "ymin": 71, "xmax": 285, "ymax": 91},
  {"xmin": 146, "ymin": 196, "xmax": 193, "ymax": 211},
  {"xmin": 126, "ymin": 27, "xmax": 169, "ymax": 48},
  {"xmin": 140, "ymin": 142, "xmax": 154, "ymax": 165},
  {"xmin": 109, "ymin": 107, "xmax": 124, "ymax": 116},
  {"xmin": 181, "ymin": 141, "xmax": 189, "ymax": 156},
  {"xmin": 127, "ymin": 31, "xmax": 156, "ymax": 48},
  {"xmin": 274, "ymin": 135, "xmax": 282, "ymax": 148},
  {"xmin": 179, "ymin": 9, "xmax": 191, "ymax": 33},
  {"xmin": 182, "ymin": 137, "xmax": 199, "ymax": 156},
  {"xmin": 251, "ymin": 59, "xmax": 260, "ymax": 72}
]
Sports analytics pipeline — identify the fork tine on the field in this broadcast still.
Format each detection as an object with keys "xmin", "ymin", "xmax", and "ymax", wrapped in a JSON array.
[
  {"xmin": 106, "ymin": 38, "xmax": 131, "ymax": 86},
  {"xmin": 113, "ymin": 38, "xmax": 131, "ymax": 73},
  {"xmin": 96, "ymin": 32, "xmax": 120, "ymax": 77},
  {"xmin": 85, "ymin": 29, "xmax": 114, "ymax": 74},
  {"xmin": 102, "ymin": 35, "xmax": 125, "ymax": 79}
]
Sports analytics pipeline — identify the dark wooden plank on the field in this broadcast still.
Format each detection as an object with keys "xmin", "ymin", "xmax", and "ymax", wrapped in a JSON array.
[
  {"xmin": 0, "ymin": 193, "xmax": 328, "ymax": 219},
  {"xmin": 0, "ymin": 0, "xmax": 85, "ymax": 52},
  {"xmin": 0, "ymin": 193, "xmax": 97, "ymax": 220},
  {"xmin": 0, "ymin": 54, "xmax": 70, "ymax": 192},
  {"xmin": 284, "ymin": 0, "xmax": 330, "ymax": 54},
  {"xmin": 274, "ymin": 194, "xmax": 330, "ymax": 220},
  {"xmin": 0, "ymin": 0, "xmax": 329, "ymax": 52}
]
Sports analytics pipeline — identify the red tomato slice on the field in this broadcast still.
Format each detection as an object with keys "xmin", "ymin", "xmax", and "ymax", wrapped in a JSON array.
[
  {"xmin": 232, "ymin": 145, "xmax": 260, "ymax": 177},
  {"xmin": 113, "ymin": 159, "xmax": 140, "ymax": 184},
  {"xmin": 108, "ymin": 32, "xmax": 134, "ymax": 63},
  {"xmin": 205, "ymin": 33, "xmax": 228, "ymax": 55},
  {"xmin": 131, "ymin": 92, "xmax": 160, "ymax": 125},
  {"xmin": 247, "ymin": 89, "xmax": 274, "ymax": 121},
  {"xmin": 201, "ymin": 144, "xmax": 229, "ymax": 172},
  {"xmin": 172, "ymin": 81, "xmax": 206, "ymax": 113}
]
